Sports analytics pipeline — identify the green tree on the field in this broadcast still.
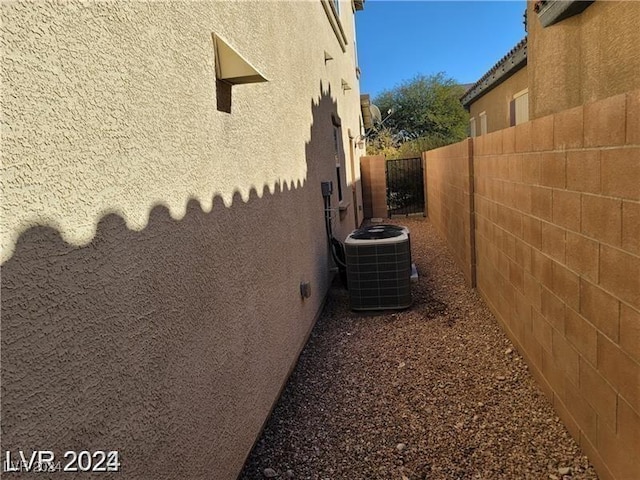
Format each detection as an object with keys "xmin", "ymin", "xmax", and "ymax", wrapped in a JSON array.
[
  {"xmin": 370, "ymin": 73, "xmax": 468, "ymax": 157},
  {"xmin": 365, "ymin": 127, "xmax": 399, "ymax": 158}
]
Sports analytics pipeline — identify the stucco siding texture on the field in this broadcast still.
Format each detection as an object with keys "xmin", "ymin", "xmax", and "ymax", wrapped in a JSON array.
[
  {"xmin": 1, "ymin": 1, "xmax": 363, "ymax": 258},
  {"xmin": 469, "ymin": 67, "xmax": 528, "ymax": 135},
  {"xmin": 528, "ymin": 0, "xmax": 640, "ymax": 119},
  {"xmin": 1, "ymin": 2, "xmax": 363, "ymax": 478}
]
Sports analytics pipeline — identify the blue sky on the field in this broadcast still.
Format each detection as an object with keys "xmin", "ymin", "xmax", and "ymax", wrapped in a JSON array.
[{"xmin": 356, "ymin": 1, "xmax": 527, "ymax": 99}]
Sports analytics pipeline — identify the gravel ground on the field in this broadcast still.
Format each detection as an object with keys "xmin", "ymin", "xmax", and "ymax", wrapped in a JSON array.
[{"xmin": 240, "ymin": 217, "xmax": 597, "ymax": 480}]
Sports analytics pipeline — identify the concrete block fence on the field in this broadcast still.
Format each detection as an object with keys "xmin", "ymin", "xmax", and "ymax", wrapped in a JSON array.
[{"xmin": 424, "ymin": 90, "xmax": 639, "ymax": 480}]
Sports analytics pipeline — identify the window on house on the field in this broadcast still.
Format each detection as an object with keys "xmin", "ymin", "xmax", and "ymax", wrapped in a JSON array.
[
  {"xmin": 469, "ymin": 117, "xmax": 477, "ymax": 138},
  {"xmin": 333, "ymin": 126, "xmax": 344, "ymax": 202},
  {"xmin": 352, "ymin": 14, "xmax": 360, "ymax": 77},
  {"xmin": 479, "ymin": 112, "xmax": 487, "ymax": 136},
  {"xmin": 322, "ymin": 0, "xmax": 347, "ymax": 52},
  {"xmin": 510, "ymin": 89, "xmax": 529, "ymax": 126}
]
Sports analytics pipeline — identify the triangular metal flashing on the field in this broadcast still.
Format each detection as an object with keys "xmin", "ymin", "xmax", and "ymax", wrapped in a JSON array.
[{"xmin": 212, "ymin": 34, "xmax": 268, "ymax": 85}]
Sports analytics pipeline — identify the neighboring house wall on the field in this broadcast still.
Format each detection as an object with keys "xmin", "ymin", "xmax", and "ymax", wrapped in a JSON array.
[
  {"xmin": 424, "ymin": 90, "xmax": 640, "ymax": 480},
  {"xmin": 467, "ymin": 1, "xmax": 640, "ymax": 131},
  {"xmin": 528, "ymin": 0, "xmax": 640, "ymax": 119},
  {"xmin": 469, "ymin": 67, "xmax": 529, "ymax": 135},
  {"xmin": 1, "ymin": 2, "xmax": 363, "ymax": 478}
]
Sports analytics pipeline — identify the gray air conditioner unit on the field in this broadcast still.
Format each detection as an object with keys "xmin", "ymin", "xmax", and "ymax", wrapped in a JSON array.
[
  {"xmin": 359, "ymin": 224, "xmax": 411, "ymax": 261},
  {"xmin": 345, "ymin": 226, "xmax": 412, "ymax": 311},
  {"xmin": 357, "ymin": 224, "xmax": 417, "ymax": 279}
]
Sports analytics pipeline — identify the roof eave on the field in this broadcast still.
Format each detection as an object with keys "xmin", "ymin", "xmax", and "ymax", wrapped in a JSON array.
[{"xmin": 461, "ymin": 37, "xmax": 528, "ymax": 108}]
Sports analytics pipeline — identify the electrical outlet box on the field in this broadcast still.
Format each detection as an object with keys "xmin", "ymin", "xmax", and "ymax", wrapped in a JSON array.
[
  {"xmin": 300, "ymin": 281, "xmax": 311, "ymax": 299},
  {"xmin": 321, "ymin": 181, "xmax": 333, "ymax": 198}
]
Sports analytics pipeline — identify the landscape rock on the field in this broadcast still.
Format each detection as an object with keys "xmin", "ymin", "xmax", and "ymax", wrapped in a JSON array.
[
  {"xmin": 263, "ymin": 467, "xmax": 277, "ymax": 478},
  {"xmin": 240, "ymin": 219, "xmax": 598, "ymax": 480}
]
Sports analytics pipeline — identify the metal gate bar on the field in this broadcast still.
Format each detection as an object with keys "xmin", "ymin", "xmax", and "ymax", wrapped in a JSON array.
[{"xmin": 386, "ymin": 157, "xmax": 425, "ymax": 217}]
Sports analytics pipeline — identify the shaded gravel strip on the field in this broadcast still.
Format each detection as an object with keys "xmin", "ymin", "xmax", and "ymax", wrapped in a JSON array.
[{"xmin": 240, "ymin": 218, "xmax": 596, "ymax": 480}]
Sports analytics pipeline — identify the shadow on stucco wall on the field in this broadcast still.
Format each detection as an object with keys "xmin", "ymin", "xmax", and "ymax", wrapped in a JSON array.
[{"xmin": 1, "ymin": 87, "xmax": 354, "ymax": 479}]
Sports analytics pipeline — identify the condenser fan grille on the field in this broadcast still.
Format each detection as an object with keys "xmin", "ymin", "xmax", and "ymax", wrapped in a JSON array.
[{"xmin": 345, "ymin": 229, "xmax": 412, "ymax": 311}]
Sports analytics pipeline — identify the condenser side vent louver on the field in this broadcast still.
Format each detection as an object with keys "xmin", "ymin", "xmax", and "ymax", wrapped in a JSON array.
[{"xmin": 345, "ymin": 226, "xmax": 412, "ymax": 311}]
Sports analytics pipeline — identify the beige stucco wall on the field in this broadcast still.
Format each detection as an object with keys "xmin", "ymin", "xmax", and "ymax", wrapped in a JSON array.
[
  {"xmin": 1, "ymin": 1, "xmax": 364, "ymax": 259},
  {"xmin": 1, "ymin": 1, "xmax": 363, "ymax": 478},
  {"xmin": 469, "ymin": 66, "xmax": 528, "ymax": 135},
  {"xmin": 528, "ymin": 0, "xmax": 640, "ymax": 119}
]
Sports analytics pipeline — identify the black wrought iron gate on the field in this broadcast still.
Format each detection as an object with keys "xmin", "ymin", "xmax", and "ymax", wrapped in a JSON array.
[{"xmin": 386, "ymin": 157, "xmax": 425, "ymax": 217}]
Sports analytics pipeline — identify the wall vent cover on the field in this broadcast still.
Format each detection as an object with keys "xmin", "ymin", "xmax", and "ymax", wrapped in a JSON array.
[{"xmin": 345, "ymin": 225, "xmax": 412, "ymax": 311}]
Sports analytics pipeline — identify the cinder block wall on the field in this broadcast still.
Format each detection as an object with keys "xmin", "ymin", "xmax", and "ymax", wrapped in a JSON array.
[
  {"xmin": 425, "ymin": 90, "xmax": 640, "ymax": 480},
  {"xmin": 424, "ymin": 139, "xmax": 476, "ymax": 286},
  {"xmin": 360, "ymin": 155, "xmax": 388, "ymax": 219}
]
